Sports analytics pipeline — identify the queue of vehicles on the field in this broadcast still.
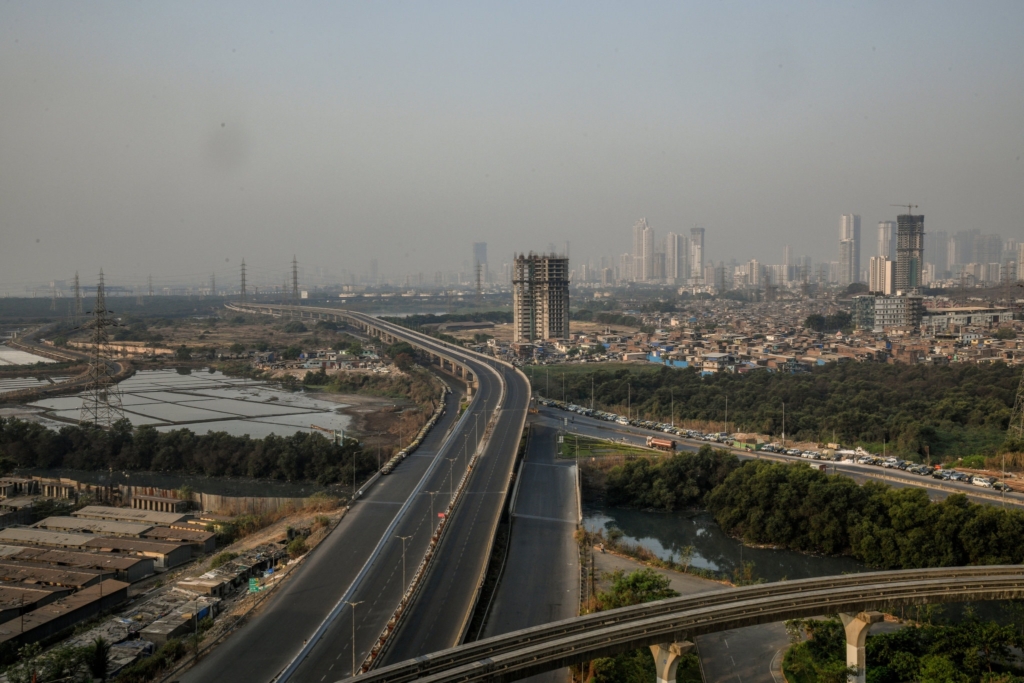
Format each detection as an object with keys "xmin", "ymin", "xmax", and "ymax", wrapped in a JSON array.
[
  {"xmin": 537, "ymin": 397, "xmax": 1013, "ymax": 492},
  {"xmin": 537, "ymin": 398, "xmax": 733, "ymax": 444}
]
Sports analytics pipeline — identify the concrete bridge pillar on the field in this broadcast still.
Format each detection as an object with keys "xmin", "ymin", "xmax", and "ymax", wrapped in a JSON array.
[
  {"xmin": 839, "ymin": 611, "xmax": 883, "ymax": 683},
  {"xmin": 649, "ymin": 641, "xmax": 694, "ymax": 683}
]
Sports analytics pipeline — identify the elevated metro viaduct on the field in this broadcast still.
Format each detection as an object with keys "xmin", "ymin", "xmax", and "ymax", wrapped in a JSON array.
[
  {"xmin": 339, "ymin": 566, "xmax": 1024, "ymax": 683},
  {"xmin": 225, "ymin": 302, "xmax": 480, "ymax": 395}
]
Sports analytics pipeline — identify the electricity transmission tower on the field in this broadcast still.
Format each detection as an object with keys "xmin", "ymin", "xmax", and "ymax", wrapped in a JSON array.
[
  {"xmin": 292, "ymin": 256, "xmax": 299, "ymax": 305},
  {"xmin": 73, "ymin": 272, "xmax": 82, "ymax": 322},
  {"xmin": 240, "ymin": 260, "xmax": 247, "ymax": 305},
  {"xmin": 80, "ymin": 271, "xmax": 125, "ymax": 427}
]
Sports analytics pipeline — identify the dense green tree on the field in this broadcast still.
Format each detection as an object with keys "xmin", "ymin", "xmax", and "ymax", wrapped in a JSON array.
[
  {"xmin": 0, "ymin": 417, "xmax": 372, "ymax": 485},
  {"xmin": 554, "ymin": 362, "xmax": 1018, "ymax": 458}
]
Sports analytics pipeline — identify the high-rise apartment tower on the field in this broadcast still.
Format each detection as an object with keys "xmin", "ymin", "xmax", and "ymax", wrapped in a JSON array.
[
  {"xmin": 690, "ymin": 227, "xmax": 705, "ymax": 282},
  {"xmin": 512, "ymin": 253, "xmax": 570, "ymax": 342},
  {"xmin": 895, "ymin": 213, "xmax": 925, "ymax": 291},
  {"xmin": 840, "ymin": 214, "xmax": 861, "ymax": 283}
]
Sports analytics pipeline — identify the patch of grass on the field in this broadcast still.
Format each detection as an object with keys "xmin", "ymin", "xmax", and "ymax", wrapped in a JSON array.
[{"xmin": 558, "ymin": 434, "xmax": 656, "ymax": 459}]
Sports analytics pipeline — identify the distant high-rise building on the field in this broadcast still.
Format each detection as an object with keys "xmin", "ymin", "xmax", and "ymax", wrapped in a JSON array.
[
  {"xmin": 1018, "ymin": 244, "xmax": 1024, "ymax": 281},
  {"xmin": 895, "ymin": 213, "xmax": 925, "ymax": 291},
  {"xmin": 839, "ymin": 240, "xmax": 857, "ymax": 287},
  {"xmin": 747, "ymin": 259, "xmax": 761, "ymax": 287},
  {"xmin": 926, "ymin": 231, "xmax": 948, "ymax": 276},
  {"xmin": 665, "ymin": 232, "xmax": 687, "ymax": 284},
  {"xmin": 690, "ymin": 227, "xmax": 705, "ymax": 282},
  {"xmin": 631, "ymin": 219, "xmax": 654, "ymax": 281},
  {"xmin": 840, "ymin": 214, "xmax": 861, "ymax": 284},
  {"xmin": 869, "ymin": 256, "xmax": 895, "ymax": 295},
  {"xmin": 619, "ymin": 252, "xmax": 632, "ymax": 282},
  {"xmin": 878, "ymin": 221, "xmax": 896, "ymax": 260},
  {"xmin": 782, "ymin": 245, "xmax": 791, "ymax": 267},
  {"xmin": 512, "ymin": 253, "xmax": 570, "ymax": 343}
]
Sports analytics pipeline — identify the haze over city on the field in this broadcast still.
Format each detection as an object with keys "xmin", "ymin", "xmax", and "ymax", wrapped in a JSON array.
[{"xmin": 2, "ymin": 2, "xmax": 1024, "ymax": 292}]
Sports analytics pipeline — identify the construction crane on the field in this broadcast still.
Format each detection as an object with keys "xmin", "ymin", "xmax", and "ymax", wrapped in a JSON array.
[
  {"xmin": 890, "ymin": 203, "xmax": 919, "ymax": 214},
  {"xmin": 310, "ymin": 424, "xmax": 344, "ymax": 444}
]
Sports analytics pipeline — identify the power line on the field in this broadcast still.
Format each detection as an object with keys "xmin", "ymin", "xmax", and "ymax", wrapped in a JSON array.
[{"xmin": 79, "ymin": 270, "xmax": 125, "ymax": 427}]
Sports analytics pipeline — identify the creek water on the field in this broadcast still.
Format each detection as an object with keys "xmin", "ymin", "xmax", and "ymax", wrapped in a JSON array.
[{"xmin": 583, "ymin": 504, "xmax": 867, "ymax": 582}]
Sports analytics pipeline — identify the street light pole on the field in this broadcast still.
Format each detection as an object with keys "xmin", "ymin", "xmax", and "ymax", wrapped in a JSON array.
[
  {"xmin": 345, "ymin": 600, "xmax": 364, "ymax": 677},
  {"xmin": 446, "ymin": 457, "xmax": 457, "ymax": 499},
  {"xmin": 427, "ymin": 491, "xmax": 438, "ymax": 531},
  {"xmin": 671, "ymin": 388, "xmax": 674, "ymax": 428},
  {"xmin": 396, "ymin": 535, "xmax": 412, "ymax": 589}
]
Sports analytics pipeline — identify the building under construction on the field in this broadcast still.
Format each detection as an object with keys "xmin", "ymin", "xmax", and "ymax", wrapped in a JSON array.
[
  {"xmin": 512, "ymin": 253, "xmax": 569, "ymax": 343},
  {"xmin": 895, "ymin": 213, "xmax": 925, "ymax": 291}
]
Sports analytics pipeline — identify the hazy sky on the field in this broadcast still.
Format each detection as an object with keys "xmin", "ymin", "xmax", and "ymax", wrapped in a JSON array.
[{"xmin": 2, "ymin": 2, "xmax": 1024, "ymax": 292}]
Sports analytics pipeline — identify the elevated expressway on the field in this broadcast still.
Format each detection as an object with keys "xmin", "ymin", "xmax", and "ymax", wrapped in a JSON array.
[
  {"xmin": 344, "ymin": 565, "xmax": 1024, "ymax": 683},
  {"xmin": 217, "ymin": 303, "xmax": 530, "ymax": 681}
]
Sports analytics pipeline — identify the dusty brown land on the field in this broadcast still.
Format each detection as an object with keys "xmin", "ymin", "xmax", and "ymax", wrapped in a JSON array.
[{"xmin": 444, "ymin": 319, "xmax": 639, "ymax": 345}]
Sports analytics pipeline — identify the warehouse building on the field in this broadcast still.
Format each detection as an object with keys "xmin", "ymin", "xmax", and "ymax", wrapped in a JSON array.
[
  {"xmin": 72, "ymin": 505, "xmax": 190, "ymax": 527},
  {"xmin": 0, "ymin": 546, "xmax": 153, "ymax": 583},
  {"xmin": 0, "ymin": 579, "xmax": 129, "ymax": 648},
  {"xmin": 34, "ymin": 517, "xmax": 153, "ymax": 538},
  {"xmin": 82, "ymin": 537, "xmax": 191, "ymax": 570}
]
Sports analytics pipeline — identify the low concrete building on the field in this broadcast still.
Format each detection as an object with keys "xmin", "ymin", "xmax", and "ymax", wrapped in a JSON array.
[
  {"xmin": 0, "ymin": 527, "xmax": 95, "ymax": 550},
  {"xmin": 72, "ymin": 505, "xmax": 190, "ymax": 527},
  {"xmin": 34, "ymin": 517, "xmax": 153, "ymax": 538},
  {"xmin": 3, "ymin": 546, "xmax": 154, "ymax": 583},
  {"xmin": 82, "ymin": 537, "xmax": 191, "ymax": 570},
  {"xmin": 0, "ymin": 579, "xmax": 130, "ymax": 648},
  {"xmin": 0, "ymin": 560, "xmax": 112, "ymax": 589},
  {"xmin": 0, "ymin": 583, "xmax": 74, "ymax": 624},
  {"xmin": 141, "ymin": 527, "xmax": 216, "ymax": 554}
]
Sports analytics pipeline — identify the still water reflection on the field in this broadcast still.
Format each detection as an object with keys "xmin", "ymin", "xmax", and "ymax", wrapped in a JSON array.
[{"xmin": 583, "ymin": 504, "xmax": 865, "ymax": 582}]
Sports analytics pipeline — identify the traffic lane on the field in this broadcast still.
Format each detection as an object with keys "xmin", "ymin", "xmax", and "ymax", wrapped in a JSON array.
[
  {"xmin": 381, "ymin": 368, "xmax": 528, "ymax": 662},
  {"xmin": 182, "ymin": 386, "xmax": 465, "ymax": 683},
  {"xmin": 540, "ymin": 408, "xmax": 1024, "ymax": 508},
  {"xmin": 294, "ymin": 376, "xmax": 502, "ymax": 681},
  {"xmin": 481, "ymin": 422, "xmax": 579, "ymax": 683},
  {"xmin": 696, "ymin": 623, "xmax": 790, "ymax": 683}
]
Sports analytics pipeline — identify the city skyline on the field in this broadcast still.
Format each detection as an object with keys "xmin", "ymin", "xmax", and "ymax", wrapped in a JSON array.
[{"xmin": 3, "ymin": 3, "xmax": 1024, "ymax": 293}]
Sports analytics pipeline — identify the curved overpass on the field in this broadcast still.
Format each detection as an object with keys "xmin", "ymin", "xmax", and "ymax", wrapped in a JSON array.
[
  {"xmin": 344, "ymin": 565, "xmax": 1024, "ymax": 683},
  {"xmin": 222, "ymin": 302, "xmax": 531, "ymax": 679}
]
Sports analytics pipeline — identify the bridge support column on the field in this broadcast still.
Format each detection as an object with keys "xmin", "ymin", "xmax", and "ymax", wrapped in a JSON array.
[
  {"xmin": 649, "ymin": 641, "xmax": 694, "ymax": 683},
  {"xmin": 839, "ymin": 611, "xmax": 883, "ymax": 683}
]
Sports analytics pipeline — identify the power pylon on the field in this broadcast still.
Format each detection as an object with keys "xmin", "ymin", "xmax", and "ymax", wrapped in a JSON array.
[
  {"xmin": 148, "ymin": 275, "xmax": 153, "ymax": 298},
  {"xmin": 210, "ymin": 273, "xmax": 216, "ymax": 297},
  {"xmin": 73, "ymin": 272, "xmax": 82, "ymax": 322},
  {"xmin": 475, "ymin": 262, "xmax": 483, "ymax": 303},
  {"xmin": 292, "ymin": 256, "xmax": 299, "ymax": 305},
  {"xmin": 240, "ymin": 260, "xmax": 247, "ymax": 305},
  {"xmin": 1010, "ymin": 369, "xmax": 1024, "ymax": 444},
  {"xmin": 80, "ymin": 270, "xmax": 125, "ymax": 427},
  {"xmin": 50, "ymin": 282, "xmax": 57, "ymax": 311}
]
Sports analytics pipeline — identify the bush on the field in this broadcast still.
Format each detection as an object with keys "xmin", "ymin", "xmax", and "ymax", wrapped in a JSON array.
[
  {"xmin": 210, "ymin": 552, "xmax": 238, "ymax": 569},
  {"xmin": 282, "ymin": 321, "xmax": 307, "ymax": 333},
  {"xmin": 287, "ymin": 537, "xmax": 308, "ymax": 558}
]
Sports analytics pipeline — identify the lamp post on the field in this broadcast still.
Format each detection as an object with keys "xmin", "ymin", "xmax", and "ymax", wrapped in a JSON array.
[
  {"xmin": 427, "ymin": 491, "xmax": 438, "ymax": 531},
  {"xmin": 446, "ymin": 457, "xmax": 457, "ymax": 500},
  {"xmin": 395, "ymin": 535, "xmax": 412, "ymax": 589},
  {"xmin": 345, "ymin": 600, "xmax": 364, "ymax": 677}
]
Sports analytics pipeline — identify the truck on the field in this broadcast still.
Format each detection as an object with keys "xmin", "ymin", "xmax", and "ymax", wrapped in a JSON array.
[{"xmin": 646, "ymin": 436, "xmax": 676, "ymax": 451}]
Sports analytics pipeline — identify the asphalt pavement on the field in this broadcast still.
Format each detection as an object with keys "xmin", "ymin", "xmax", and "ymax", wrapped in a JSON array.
[
  {"xmin": 539, "ymin": 406, "xmax": 1024, "ymax": 508},
  {"xmin": 293, "ymin": 361, "xmax": 509, "ymax": 681},
  {"xmin": 182, "ymin": 380, "xmax": 466, "ymax": 683},
  {"xmin": 380, "ymin": 363, "xmax": 530, "ymax": 664},
  {"xmin": 478, "ymin": 421, "xmax": 580, "ymax": 683}
]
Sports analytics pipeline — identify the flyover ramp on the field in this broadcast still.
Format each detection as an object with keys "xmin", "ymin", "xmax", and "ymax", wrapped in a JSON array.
[{"xmin": 476, "ymin": 422, "xmax": 580, "ymax": 683}]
